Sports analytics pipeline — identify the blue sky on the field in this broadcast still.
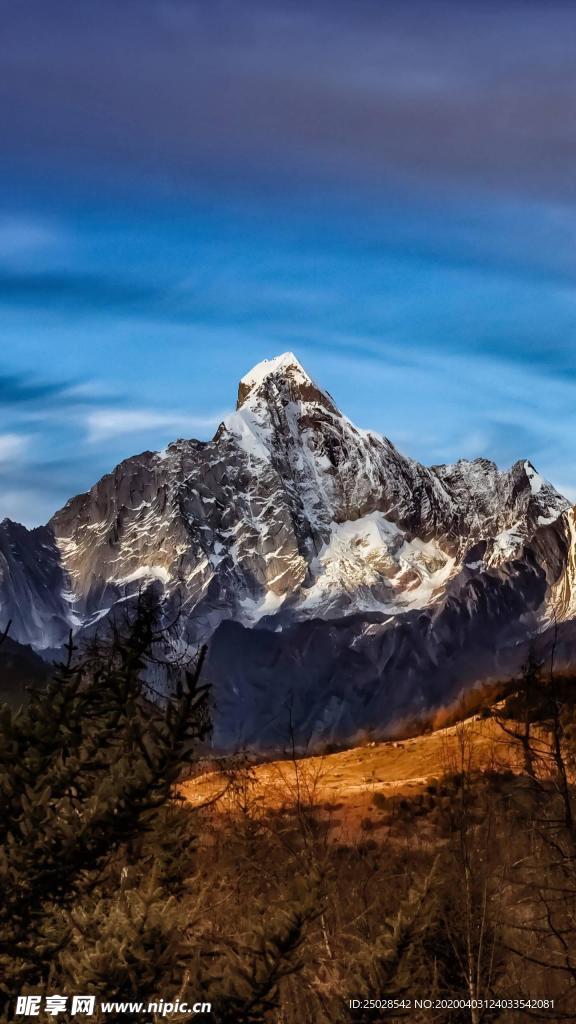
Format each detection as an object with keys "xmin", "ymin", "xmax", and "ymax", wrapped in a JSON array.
[{"xmin": 2, "ymin": 0, "xmax": 576, "ymax": 525}]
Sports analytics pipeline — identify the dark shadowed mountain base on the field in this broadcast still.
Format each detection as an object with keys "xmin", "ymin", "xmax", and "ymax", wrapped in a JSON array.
[{"xmin": 207, "ymin": 546, "xmax": 574, "ymax": 750}]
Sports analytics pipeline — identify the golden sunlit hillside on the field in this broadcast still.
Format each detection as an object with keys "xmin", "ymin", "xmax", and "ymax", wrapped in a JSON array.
[{"xmin": 182, "ymin": 712, "xmax": 527, "ymax": 834}]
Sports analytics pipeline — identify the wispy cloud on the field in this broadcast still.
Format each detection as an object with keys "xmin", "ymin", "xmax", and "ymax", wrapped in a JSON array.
[
  {"xmin": 0, "ymin": 367, "xmax": 124, "ymax": 411},
  {"xmin": 85, "ymin": 408, "xmax": 224, "ymax": 443},
  {"xmin": 0, "ymin": 369, "xmax": 77, "ymax": 407},
  {"xmin": 0, "ymin": 433, "xmax": 28, "ymax": 463},
  {"xmin": 0, "ymin": 216, "xmax": 65, "ymax": 260}
]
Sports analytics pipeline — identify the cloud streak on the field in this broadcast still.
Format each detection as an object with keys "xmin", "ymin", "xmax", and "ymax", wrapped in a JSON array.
[
  {"xmin": 0, "ymin": 215, "xmax": 65, "ymax": 260},
  {"xmin": 0, "ymin": 433, "xmax": 28, "ymax": 463},
  {"xmin": 0, "ymin": 368, "xmax": 122, "ymax": 409},
  {"xmin": 0, "ymin": 370, "xmax": 78, "ymax": 407},
  {"xmin": 85, "ymin": 408, "xmax": 224, "ymax": 443}
]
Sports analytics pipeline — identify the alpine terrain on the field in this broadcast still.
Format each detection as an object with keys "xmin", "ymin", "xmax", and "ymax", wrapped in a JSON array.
[{"xmin": 2, "ymin": 353, "xmax": 576, "ymax": 748}]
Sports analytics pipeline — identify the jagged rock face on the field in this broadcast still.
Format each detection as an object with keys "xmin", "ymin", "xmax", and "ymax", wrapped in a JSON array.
[
  {"xmin": 535, "ymin": 506, "xmax": 576, "ymax": 623},
  {"xmin": 0, "ymin": 520, "xmax": 70, "ymax": 649},
  {"xmin": 0, "ymin": 352, "xmax": 575, "ymax": 746}
]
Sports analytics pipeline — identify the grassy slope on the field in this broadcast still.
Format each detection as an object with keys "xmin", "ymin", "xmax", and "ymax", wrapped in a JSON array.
[{"xmin": 182, "ymin": 713, "xmax": 524, "ymax": 834}]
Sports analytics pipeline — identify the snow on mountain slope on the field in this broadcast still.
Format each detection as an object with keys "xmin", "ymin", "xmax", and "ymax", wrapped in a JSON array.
[{"xmin": 298, "ymin": 513, "xmax": 457, "ymax": 617}]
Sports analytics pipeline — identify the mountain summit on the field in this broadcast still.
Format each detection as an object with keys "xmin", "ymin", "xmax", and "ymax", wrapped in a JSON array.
[
  {"xmin": 235, "ymin": 352, "xmax": 337, "ymax": 413},
  {"xmin": 1, "ymin": 354, "xmax": 575, "ymax": 747}
]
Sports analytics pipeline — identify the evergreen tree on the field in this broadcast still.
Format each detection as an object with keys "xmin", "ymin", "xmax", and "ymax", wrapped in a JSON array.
[{"xmin": 0, "ymin": 599, "xmax": 314, "ymax": 1023}]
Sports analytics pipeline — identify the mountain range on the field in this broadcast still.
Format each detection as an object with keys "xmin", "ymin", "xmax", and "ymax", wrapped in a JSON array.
[{"xmin": 2, "ymin": 352, "xmax": 576, "ymax": 749}]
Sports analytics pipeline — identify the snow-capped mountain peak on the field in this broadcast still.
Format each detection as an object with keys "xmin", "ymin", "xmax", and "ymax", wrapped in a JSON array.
[
  {"xmin": 224, "ymin": 350, "xmax": 340, "ymax": 467},
  {"xmin": 235, "ymin": 351, "xmax": 337, "ymax": 413},
  {"xmin": 1, "ymin": 352, "xmax": 575, "ymax": 748}
]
